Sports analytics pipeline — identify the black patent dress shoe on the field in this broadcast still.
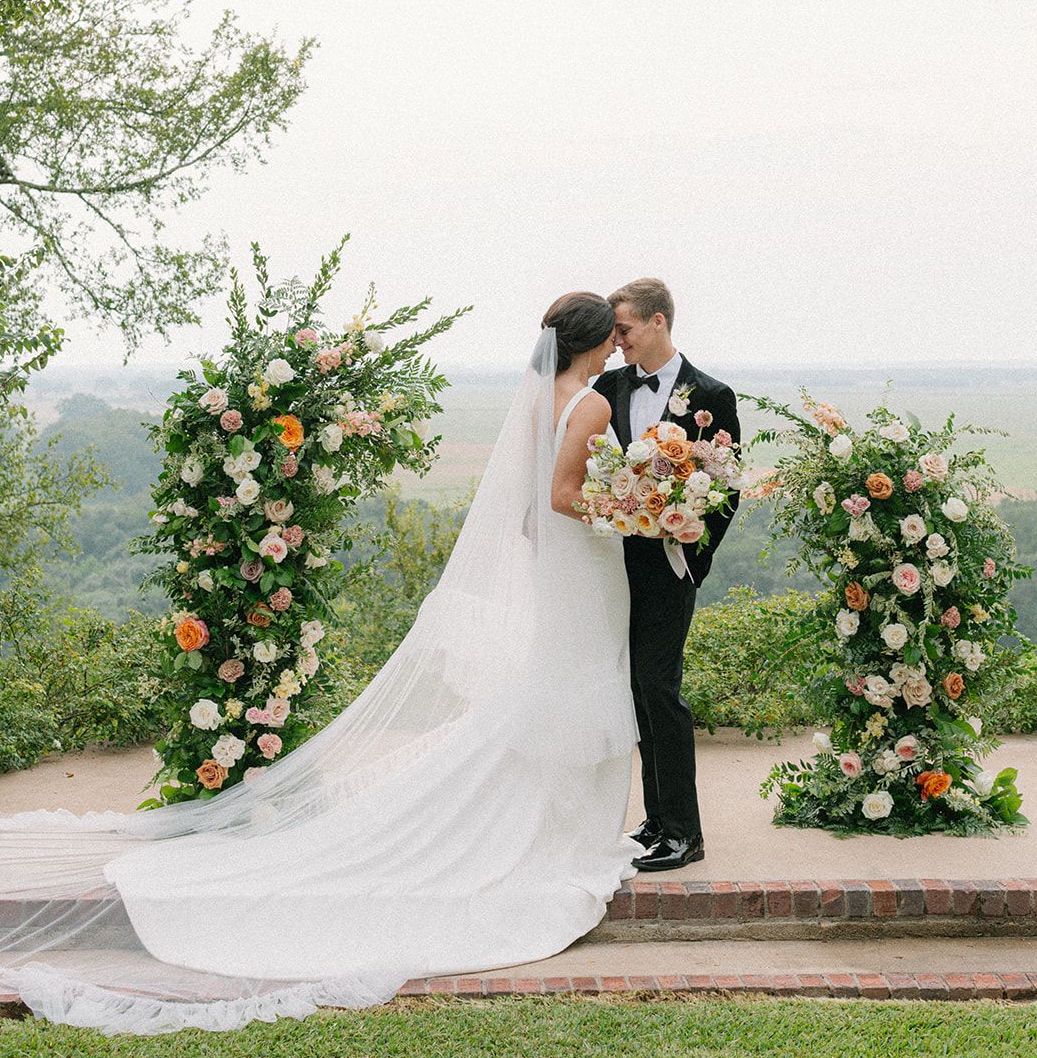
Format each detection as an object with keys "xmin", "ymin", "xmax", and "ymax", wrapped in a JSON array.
[
  {"xmin": 625, "ymin": 819, "xmax": 663, "ymax": 849},
  {"xmin": 632, "ymin": 834, "xmax": 705, "ymax": 872}
]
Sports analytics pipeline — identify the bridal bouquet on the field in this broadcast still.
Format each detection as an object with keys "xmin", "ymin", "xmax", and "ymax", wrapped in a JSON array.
[
  {"xmin": 749, "ymin": 391, "xmax": 1029, "ymax": 835},
  {"xmin": 135, "ymin": 240, "xmax": 467, "ymax": 804},
  {"xmin": 575, "ymin": 418, "xmax": 741, "ymax": 550}
]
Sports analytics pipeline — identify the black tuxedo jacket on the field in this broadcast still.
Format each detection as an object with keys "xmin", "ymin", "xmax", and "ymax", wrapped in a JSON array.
[{"xmin": 593, "ymin": 355, "xmax": 740, "ymax": 585}]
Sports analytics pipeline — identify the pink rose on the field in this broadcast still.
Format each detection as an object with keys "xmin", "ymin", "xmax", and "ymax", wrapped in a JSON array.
[
  {"xmin": 282, "ymin": 524, "xmax": 305, "ymax": 548},
  {"xmin": 245, "ymin": 706, "xmax": 272, "ymax": 725},
  {"xmin": 266, "ymin": 697, "xmax": 291, "ymax": 726},
  {"xmin": 674, "ymin": 521, "xmax": 705, "ymax": 545},
  {"xmin": 903, "ymin": 470, "xmax": 924, "ymax": 493},
  {"xmin": 219, "ymin": 409, "xmax": 243, "ymax": 432},
  {"xmin": 199, "ymin": 387, "xmax": 229, "ymax": 415},
  {"xmin": 838, "ymin": 751, "xmax": 863, "ymax": 778},
  {"xmin": 983, "ymin": 558, "xmax": 996, "ymax": 579},
  {"xmin": 713, "ymin": 429, "xmax": 733, "ymax": 448},
  {"xmin": 294, "ymin": 327, "xmax": 319, "ymax": 347},
  {"xmin": 217, "ymin": 658, "xmax": 245, "ymax": 683},
  {"xmin": 257, "ymin": 733, "xmax": 283, "ymax": 760},
  {"xmin": 891, "ymin": 563, "xmax": 921, "ymax": 595},
  {"xmin": 941, "ymin": 606, "xmax": 961, "ymax": 629},
  {"xmin": 240, "ymin": 558, "xmax": 264, "ymax": 582},
  {"xmin": 841, "ymin": 494, "xmax": 871, "ymax": 518},
  {"xmin": 281, "ymin": 455, "xmax": 299, "ymax": 479},
  {"xmin": 658, "ymin": 506, "xmax": 691, "ymax": 536},
  {"xmin": 258, "ymin": 533, "xmax": 289, "ymax": 564},
  {"xmin": 694, "ymin": 410, "xmax": 713, "ymax": 429},
  {"xmin": 894, "ymin": 735, "xmax": 918, "ymax": 761},
  {"xmin": 315, "ymin": 348, "xmax": 342, "ymax": 374},
  {"xmin": 269, "ymin": 587, "xmax": 293, "ymax": 612}
]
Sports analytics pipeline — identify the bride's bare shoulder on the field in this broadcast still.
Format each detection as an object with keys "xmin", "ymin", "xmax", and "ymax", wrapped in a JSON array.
[{"xmin": 566, "ymin": 390, "xmax": 611, "ymax": 432}]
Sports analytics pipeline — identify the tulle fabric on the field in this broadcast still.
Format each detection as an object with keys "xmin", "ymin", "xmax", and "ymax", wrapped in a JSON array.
[{"xmin": 0, "ymin": 329, "xmax": 639, "ymax": 1034}]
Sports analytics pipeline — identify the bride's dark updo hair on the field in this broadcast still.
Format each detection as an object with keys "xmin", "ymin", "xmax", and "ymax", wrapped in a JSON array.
[{"xmin": 540, "ymin": 292, "xmax": 615, "ymax": 372}]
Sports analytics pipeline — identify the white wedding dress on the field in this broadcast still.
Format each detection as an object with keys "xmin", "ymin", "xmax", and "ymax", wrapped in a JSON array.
[{"xmin": 0, "ymin": 330, "xmax": 640, "ymax": 1034}]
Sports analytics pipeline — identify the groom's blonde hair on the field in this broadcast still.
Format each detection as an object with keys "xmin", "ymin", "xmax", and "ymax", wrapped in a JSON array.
[{"xmin": 608, "ymin": 278, "xmax": 674, "ymax": 332}]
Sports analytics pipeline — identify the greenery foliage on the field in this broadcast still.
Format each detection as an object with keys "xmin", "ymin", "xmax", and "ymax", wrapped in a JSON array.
[{"xmin": 0, "ymin": 0, "xmax": 314, "ymax": 347}]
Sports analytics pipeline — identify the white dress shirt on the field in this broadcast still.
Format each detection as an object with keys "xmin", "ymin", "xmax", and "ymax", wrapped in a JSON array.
[
  {"xmin": 629, "ymin": 351, "xmax": 681, "ymax": 443},
  {"xmin": 628, "ymin": 352, "xmax": 694, "ymax": 583}
]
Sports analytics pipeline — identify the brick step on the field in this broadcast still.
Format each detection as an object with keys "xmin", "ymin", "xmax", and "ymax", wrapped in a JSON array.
[{"xmin": 589, "ymin": 878, "xmax": 1037, "ymax": 941}]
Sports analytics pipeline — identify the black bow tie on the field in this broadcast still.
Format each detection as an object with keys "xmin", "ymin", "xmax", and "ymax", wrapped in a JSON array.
[{"xmin": 628, "ymin": 369, "xmax": 660, "ymax": 393}]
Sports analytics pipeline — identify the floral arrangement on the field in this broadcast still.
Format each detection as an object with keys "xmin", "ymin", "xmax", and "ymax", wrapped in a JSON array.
[
  {"xmin": 575, "ymin": 414, "xmax": 742, "ymax": 548},
  {"xmin": 135, "ymin": 240, "xmax": 468, "ymax": 805},
  {"xmin": 749, "ymin": 392, "xmax": 1030, "ymax": 835}
]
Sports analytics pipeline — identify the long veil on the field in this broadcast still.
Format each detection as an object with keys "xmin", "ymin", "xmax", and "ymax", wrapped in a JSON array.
[{"xmin": 0, "ymin": 329, "xmax": 637, "ymax": 1034}]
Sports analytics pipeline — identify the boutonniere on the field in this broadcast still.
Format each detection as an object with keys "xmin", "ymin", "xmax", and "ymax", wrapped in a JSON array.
[{"xmin": 668, "ymin": 384, "xmax": 695, "ymax": 417}]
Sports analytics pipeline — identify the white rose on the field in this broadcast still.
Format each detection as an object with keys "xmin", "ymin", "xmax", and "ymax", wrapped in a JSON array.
[
  {"xmin": 238, "ymin": 448, "xmax": 261, "ymax": 473},
  {"xmin": 591, "ymin": 517, "xmax": 615, "ymax": 537},
  {"xmin": 297, "ymin": 648, "xmax": 320, "ymax": 678},
  {"xmin": 812, "ymin": 731, "xmax": 833, "ymax": 755},
  {"xmin": 878, "ymin": 421, "xmax": 910, "ymax": 442},
  {"xmin": 180, "ymin": 457, "xmax": 204, "ymax": 486},
  {"xmin": 263, "ymin": 358, "xmax": 296, "ymax": 386},
  {"xmin": 972, "ymin": 770, "xmax": 995, "ymax": 797},
  {"xmin": 312, "ymin": 464, "xmax": 338, "ymax": 494},
  {"xmin": 319, "ymin": 423, "xmax": 344, "ymax": 452},
  {"xmin": 263, "ymin": 498, "xmax": 294, "ymax": 524},
  {"xmin": 189, "ymin": 698, "xmax": 221, "ymax": 731},
  {"xmin": 899, "ymin": 515, "xmax": 927, "ymax": 545},
  {"xmin": 812, "ymin": 482, "xmax": 836, "ymax": 515},
  {"xmin": 829, "ymin": 434, "xmax": 853, "ymax": 460},
  {"xmin": 211, "ymin": 733, "xmax": 246, "ymax": 769},
  {"xmin": 304, "ymin": 551, "xmax": 329, "ymax": 568},
  {"xmin": 861, "ymin": 790, "xmax": 894, "ymax": 820},
  {"xmin": 966, "ymin": 715, "xmax": 983, "ymax": 736},
  {"xmin": 941, "ymin": 497, "xmax": 969, "ymax": 523},
  {"xmin": 687, "ymin": 471, "xmax": 712, "ymax": 497},
  {"xmin": 170, "ymin": 498, "xmax": 198, "ymax": 519},
  {"xmin": 197, "ymin": 570, "xmax": 215, "ymax": 592},
  {"xmin": 864, "ymin": 675, "xmax": 893, "ymax": 707},
  {"xmin": 930, "ymin": 561, "xmax": 955, "ymax": 587},
  {"xmin": 706, "ymin": 489, "xmax": 725, "ymax": 507},
  {"xmin": 626, "ymin": 440, "xmax": 653, "ymax": 463},
  {"xmin": 881, "ymin": 623, "xmax": 909, "ymax": 650},
  {"xmin": 199, "ymin": 387, "xmax": 228, "ymax": 415},
  {"xmin": 668, "ymin": 394, "xmax": 689, "ymax": 416},
  {"xmin": 901, "ymin": 676, "xmax": 933, "ymax": 708},
  {"xmin": 300, "ymin": 619, "xmax": 326, "ymax": 647},
  {"xmin": 848, "ymin": 513, "xmax": 876, "ymax": 542},
  {"xmin": 253, "ymin": 641, "xmax": 278, "ymax": 663},
  {"xmin": 655, "ymin": 422, "xmax": 687, "ymax": 443},
  {"xmin": 611, "ymin": 466, "xmax": 638, "ymax": 499},
  {"xmin": 363, "ymin": 330, "xmax": 385, "ymax": 354},
  {"xmin": 925, "ymin": 533, "xmax": 950, "ymax": 559},
  {"xmin": 657, "ymin": 480, "xmax": 673, "ymax": 497},
  {"xmin": 236, "ymin": 476, "xmax": 261, "ymax": 505},
  {"xmin": 835, "ymin": 609, "xmax": 860, "ymax": 638},
  {"xmin": 919, "ymin": 452, "xmax": 949, "ymax": 481},
  {"xmin": 873, "ymin": 749, "xmax": 901, "ymax": 775}
]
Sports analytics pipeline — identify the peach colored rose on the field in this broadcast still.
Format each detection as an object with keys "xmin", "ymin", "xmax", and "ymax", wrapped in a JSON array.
[
  {"xmin": 658, "ymin": 506, "xmax": 691, "ymax": 536},
  {"xmin": 844, "ymin": 582, "xmax": 870, "ymax": 612},
  {"xmin": 671, "ymin": 460, "xmax": 695, "ymax": 481},
  {"xmin": 865, "ymin": 472, "xmax": 894, "ymax": 500},
  {"xmin": 645, "ymin": 491, "xmax": 667, "ymax": 516},
  {"xmin": 269, "ymin": 587, "xmax": 293, "ymax": 612},
  {"xmin": 257, "ymin": 733, "xmax": 283, "ymax": 760},
  {"xmin": 674, "ymin": 521, "xmax": 705, "ymax": 545},
  {"xmin": 271, "ymin": 414, "xmax": 304, "ymax": 450},
  {"xmin": 916, "ymin": 770, "xmax": 952, "ymax": 801},
  {"xmin": 943, "ymin": 672, "xmax": 965, "ymax": 700},
  {"xmin": 246, "ymin": 603, "xmax": 273, "ymax": 628},
  {"xmin": 658, "ymin": 439, "xmax": 693, "ymax": 464},
  {"xmin": 220, "ymin": 409, "xmax": 243, "ymax": 432},
  {"xmin": 196, "ymin": 759, "xmax": 228, "ymax": 790},
  {"xmin": 217, "ymin": 658, "xmax": 245, "ymax": 683},
  {"xmin": 640, "ymin": 425, "xmax": 660, "ymax": 441},
  {"xmin": 174, "ymin": 617, "xmax": 209, "ymax": 652}
]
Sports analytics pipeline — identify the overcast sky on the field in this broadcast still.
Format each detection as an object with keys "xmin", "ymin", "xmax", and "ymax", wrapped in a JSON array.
[{"xmin": 65, "ymin": 1, "xmax": 1037, "ymax": 375}]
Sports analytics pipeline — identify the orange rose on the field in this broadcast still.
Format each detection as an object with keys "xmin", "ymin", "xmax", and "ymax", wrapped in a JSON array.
[
  {"xmin": 645, "ymin": 492, "xmax": 667, "ymax": 516},
  {"xmin": 174, "ymin": 616, "xmax": 209, "ymax": 652},
  {"xmin": 844, "ymin": 582, "xmax": 870, "ymax": 612},
  {"xmin": 942, "ymin": 672, "xmax": 965, "ymax": 700},
  {"xmin": 866, "ymin": 472, "xmax": 894, "ymax": 500},
  {"xmin": 272, "ymin": 414, "xmax": 304, "ymax": 451},
  {"xmin": 246, "ymin": 602, "xmax": 273, "ymax": 628},
  {"xmin": 641, "ymin": 425, "xmax": 660, "ymax": 441},
  {"xmin": 196, "ymin": 759, "xmax": 228, "ymax": 791},
  {"xmin": 916, "ymin": 770, "xmax": 952, "ymax": 802},
  {"xmin": 672, "ymin": 461, "xmax": 695, "ymax": 481},
  {"xmin": 658, "ymin": 440, "xmax": 693, "ymax": 464}
]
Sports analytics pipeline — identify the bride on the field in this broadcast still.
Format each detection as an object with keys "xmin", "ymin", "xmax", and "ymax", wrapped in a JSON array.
[{"xmin": 0, "ymin": 292, "xmax": 641, "ymax": 1035}]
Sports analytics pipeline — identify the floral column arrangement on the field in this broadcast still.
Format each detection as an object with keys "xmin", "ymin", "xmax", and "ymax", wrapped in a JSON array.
[
  {"xmin": 750, "ymin": 393, "xmax": 1029, "ymax": 835},
  {"xmin": 136, "ymin": 241, "xmax": 468, "ymax": 803}
]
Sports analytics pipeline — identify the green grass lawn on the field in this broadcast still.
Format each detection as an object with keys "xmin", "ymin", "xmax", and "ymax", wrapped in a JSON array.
[{"xmin": 2, "ymin": 995, "xmax": 1036, "ymax": 1058}]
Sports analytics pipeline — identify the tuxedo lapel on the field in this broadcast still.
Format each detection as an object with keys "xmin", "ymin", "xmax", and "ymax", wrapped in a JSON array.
[
  {"xmin": 660, "ymin": 355, "xmax": 697, "ymax": 423},
  {"xmin": 615, "ymin": 369, "xmax": 633, "ymax": 450}
]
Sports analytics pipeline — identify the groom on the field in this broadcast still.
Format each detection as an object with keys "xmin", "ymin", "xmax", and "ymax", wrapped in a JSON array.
[{"xmin": 594, "ymin": 278, "xmax": 740, "ymax": 871}]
